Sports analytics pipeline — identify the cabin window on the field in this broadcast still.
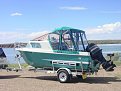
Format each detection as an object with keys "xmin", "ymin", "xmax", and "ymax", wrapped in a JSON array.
[
  {"xmin": 63, "ymin": 33, "xmax": 72, "ymax": 50},
  {"xmin": 49, "ymin": 33, "xmax": 59, "ymax": 50},
  {"xmin": 80, "ymin": 33, "xmax": 88, "ymax": 51},
  {"xmin": 30, "ymin": 43, "xmax": 41, "ymax": 48}
]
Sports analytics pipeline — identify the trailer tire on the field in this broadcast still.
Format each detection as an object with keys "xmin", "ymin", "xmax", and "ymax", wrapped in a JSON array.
[{"xmin": 57, "ymin": 70, "xmax": 71, "ymax": 83}]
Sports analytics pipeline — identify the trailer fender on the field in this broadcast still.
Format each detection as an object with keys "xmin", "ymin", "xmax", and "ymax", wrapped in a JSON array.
[{"xmin": 57, "ymin": 68, "xmax": 72, "ymax": 74}]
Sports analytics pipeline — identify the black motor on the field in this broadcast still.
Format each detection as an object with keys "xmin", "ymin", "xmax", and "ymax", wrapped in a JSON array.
[{"xmin": 86, "ymin": 43, "xmax": 116, "ymax": 71}]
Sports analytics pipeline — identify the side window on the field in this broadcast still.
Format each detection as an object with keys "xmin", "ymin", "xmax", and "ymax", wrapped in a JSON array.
[
  {"xmin": 49, "ymin": 33, "xmax": 59, "ymax": 50},
  {"xmin": 78, "ymin": 34, "xmax": 84, "ymax": 51},
  {"xmin": 30, "ymin": 43, "xmax": 41, "ymax": 48},
  {"xmin": 81, "ymin": 33, "xmax": 88, "ymax": 51}
]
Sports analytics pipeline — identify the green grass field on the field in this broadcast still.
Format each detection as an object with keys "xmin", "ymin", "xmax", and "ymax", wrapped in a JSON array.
[
  {"xmin": 8, "ymin": 60, "xmax": 121, "ymax": 69},
  {"xmin": 114, "ymin": 61, "xmax": 121, "ymax": 66},
  {"xmin": 8, "ymin": 63, "xmax": 29, "ymax": 68}
]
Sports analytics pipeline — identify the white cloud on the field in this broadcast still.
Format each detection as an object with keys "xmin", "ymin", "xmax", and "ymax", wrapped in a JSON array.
[
  {"xmin": 0, "ymin": 31, "xmax": 48, "ymax": 43},
  {"xmin": 10, "ymin": 12, "xmax": 23, "ymax": 16},
  {"xmin": 1, "ymin": 22, "xmax": 121, "ymax": 43},
  {"xmin": 0, "ymin": 32, "xmax": 25, "ymax": 43},
  {"xmin": 60, "ymin": 6, "xmax": 87, "ymax": 10},
  {"xmin": 86, "ymin": 22, "xmax": 121, "ymax": 34},
  {"xmin": 26, "ymin": 31, "xmax": 48, "ymax": 39}
]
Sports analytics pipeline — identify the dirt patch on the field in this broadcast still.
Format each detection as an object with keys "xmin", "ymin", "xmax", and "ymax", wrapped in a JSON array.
[{"xmin": 0, "ymin": 66, "xmax": 121, "ymax": 91}]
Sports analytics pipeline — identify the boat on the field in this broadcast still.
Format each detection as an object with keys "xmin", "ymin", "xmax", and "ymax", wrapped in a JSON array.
[
  {"xmin": 16, "ymin": 27, "xmax": 116, "ymax": 83},
  {"xmin": 0, "ymin": 48, "xmax": 8, "ymax": 69}
]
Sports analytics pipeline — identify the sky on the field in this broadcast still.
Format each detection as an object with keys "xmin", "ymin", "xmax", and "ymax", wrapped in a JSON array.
[{"xmin": 0, "ymin": 0, "xmax": 121, "ymax": 43}]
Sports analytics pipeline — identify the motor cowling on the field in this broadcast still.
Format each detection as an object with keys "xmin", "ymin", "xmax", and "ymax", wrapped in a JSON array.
[{"xmin": 86, "ymin": 43, "xmax": 116, "ymax": 71}]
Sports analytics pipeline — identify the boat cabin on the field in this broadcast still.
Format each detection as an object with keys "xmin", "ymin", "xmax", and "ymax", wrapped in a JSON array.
[{"xmin": 28, "ymin": 27, "xmax": 88, "ymax": 53}]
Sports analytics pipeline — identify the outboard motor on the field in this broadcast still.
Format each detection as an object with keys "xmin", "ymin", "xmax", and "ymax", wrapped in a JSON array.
[{"xmin": 86, "ymin": 43, "xmax": 116, "ymax": 71}]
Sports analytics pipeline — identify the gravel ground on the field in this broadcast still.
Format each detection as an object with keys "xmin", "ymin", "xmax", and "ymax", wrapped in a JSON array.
[{"xmin": 0, "ymin": 66, "xmax": 121, "ymax": 91}]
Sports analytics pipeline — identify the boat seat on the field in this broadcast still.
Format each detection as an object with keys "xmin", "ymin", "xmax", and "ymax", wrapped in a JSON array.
[{"xmin": 51, "ymin": 42, "xmax": 68, "ymax": 50}]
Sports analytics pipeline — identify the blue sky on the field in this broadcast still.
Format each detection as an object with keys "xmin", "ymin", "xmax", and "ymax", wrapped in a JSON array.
[{"xmin": 0, "ymin": 0, "xmax": 121, "ymax": 43}]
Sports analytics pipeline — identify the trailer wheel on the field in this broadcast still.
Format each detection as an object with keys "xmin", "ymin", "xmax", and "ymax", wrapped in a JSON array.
[{"xmin": 57, "ymin": 70, "xmax": 71, "ymax": 83}]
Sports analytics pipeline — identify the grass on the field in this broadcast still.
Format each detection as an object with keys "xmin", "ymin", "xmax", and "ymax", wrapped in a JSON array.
[
  {"xmin": 114, "ymin": 73, "xmax": 121, "ymax": 79},
  {"xmin": 114, "ymin": 61, "xmax": 121, "ymax": 66},
  {"xmin": 8, "ymin": 63, "xmax": 29, "ymax": 68},
  {"xmin": 8, "ymin": 61, "xmax": 121, "ymax": 69}
]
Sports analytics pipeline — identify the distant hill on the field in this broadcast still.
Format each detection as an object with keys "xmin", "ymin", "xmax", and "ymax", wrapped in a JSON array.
[
  {"xmin": 88, "ymin": 40, "xmax": 121, "ymax": 44},
  {"xmin": 0, "ymin": 43, "xmax": 27, "ymax": 48},
  {"xmin": 0, "ymin": 40, "xmax": 121, "ymax": 48}
]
